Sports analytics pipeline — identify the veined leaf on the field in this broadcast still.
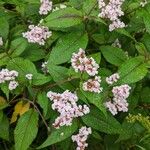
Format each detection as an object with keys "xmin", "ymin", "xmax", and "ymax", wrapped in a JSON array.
[
  {"xmin": 48, "ymin": 31, "xmax": 88, "ymax": 65},
  {"xmin": 44, "ymin": 7, "xmax": 83, "ymax": 28},
  {"xmin": 118, "ymin": 57, "xmax": 148, "ymax": 84},
  {"xmin": 37, "ymin": 121, "xmax": 78, "ymax": 149},
  {"xmin": 14, "ymin": 109, "xmax": 38, "ymax": 150},
  {"xmin": 101, "ymin": 46, "xmax": 127, "ymax": 66},
  {"xmin": 82, "ymin": 107, "xmax": 123, "ymax": 134},
  {"xmin": 0, "ymin": 17, "xmax": 9, "ymax": 40}
]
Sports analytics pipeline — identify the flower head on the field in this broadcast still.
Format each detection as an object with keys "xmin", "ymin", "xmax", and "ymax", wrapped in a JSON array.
[
  {"xmin": 72, "ymin": 126, "xmax": 92, "ymax": 150},
  {"xmin": 25, "ymin": 74, "xmax": 33, "ymax": 80},
  {"xmin": 0, "ymin": 37, "xmax": 3, "ymax": 46},
  {"xmin": 22, "ymin": 25, "xmax": 52, "ymax": 45},
  {"xmin": 83, "ymin": 76, "xmax": 103, "ymax": 93},
  {"xmin": 9, "ymin": 81, "xmax": 18, "ymax": 90},
  {"xmin": 47, "ymin": 90, "xmax": 90, "ymax": 128},
  {"xmin": 106, "ymin": 73, "xmax": 120, "ymax": 85},
  {"xmin": 39, "ymin": 0, "xmax": 52, "ymax": 15}
]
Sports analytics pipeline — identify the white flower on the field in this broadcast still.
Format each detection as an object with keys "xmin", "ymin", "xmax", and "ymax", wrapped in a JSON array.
[
  {"xmin": 41, "ymin": 61, "xmax": 49, "ymax": 73},
  {"xmin": 98, "ymin": 0, "xmax": 125, "ymax": 31},
  {"xmin": 0, "ymin": 69, "xmax": 18, "ymax": 84},
  {"xmin": 72, "ymin": 126, "xmax": 92, "ymax": 150},
  {"xmin": 39, "ymin": 0, "xmax": 52, "ymax": 15},
  {"xmin": 47, "ymin": 90, "xmax": 90, "ymax": 128},
  {"xmin": 112, "ymin": 39, "xmax": 121, "ymax": 48},
  {"xmin": 140, "ymin": 0, "xmax": 148, "ymax": 7},
  {"xmin": 106, "ymin": 73, "xmax": 120, "ymax": 85},
  {"xmin": 9, "ymin": 81, "xmax": 18, "ymax": 90},
  {"xmin": 52, "ymin": 4, "xmax": 67, "ymax": 12},
  {"xmin": 83, "ymin": 76, "xmax": 103, "ymax": 93},
  {"xmin": 105, "ymin": 84, "xmax": 131, "ymax": 115},
  {"xmin": 0, "ymin": 37, "xmax": 3, "ymax": 46},
  {"xmin": 25, "ymin": 74, "xmax": 33, "ymax": 80},
  {"xmin": 71, "ymin": 49, "xmax": 99, "ymax": 76},
  {"xmin": 22, "ymin": 25, "xmax": 52, "ymax": 45}
]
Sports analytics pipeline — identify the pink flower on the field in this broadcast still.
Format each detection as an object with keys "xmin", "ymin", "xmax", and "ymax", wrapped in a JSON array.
[
  {"xmin": 83, "ymin": 76, "xmax": 103, "ymax": 93},
  {"xmin": 106, "ymin": 73, "xmax": 120, "ymax": 85},
  {"xmin": 72, "ymin": 126, "xmax": 92, "ymax": 150},
  {"xmin": 47, "ymin": 90, "xmax": 90, "ymax": 128},
  {"xmin": 39, "ymin": 0, "xmax": 52, "ymax": 15},
  {"xmin": 71, "ymin": 49, "xmax": 99, "ymax": 76},
  {"xmin": 22, "ymin": 25, "xmax": 52, "ymax": 45}
]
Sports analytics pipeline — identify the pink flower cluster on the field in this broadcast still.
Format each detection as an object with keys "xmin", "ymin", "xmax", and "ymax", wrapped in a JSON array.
[
  {"xmin": 47, "ymin": 90, "xmax": 90, "ymax": 128},
  {"xmin": 39, "ymin": 0, "xmax": 52, "ymax": 15},
  {"xmin": 22, "ymin": 25, "xmax": 52, "ymax": 45},
  {"xmin": 71, "ymin": 48, "xmax": 99, "ymax": 76},
  {"xmin": 106, "ymin": 73, "xmax": 120, "ymax": 85},
  {"xmin": 41, "ymin": 61, "xmax": 49, "ymax": 73},
  {"xmin": 83, "ymin": 76, "xmax": 103, "ymax": 93},
  {"xmin": 72, "ymin": 126, "xmax": 92, "ymax": 150},
  {"xmin": 105, "ymin": 84, "xmax": 131, "ymax": 115},
  {"xmin": 0, "ymin": 69, "xmax": 19, "ymax": 90},
  {"xmin": 98, "ymin": 0, "xmax": 125, "ymax": 31}
]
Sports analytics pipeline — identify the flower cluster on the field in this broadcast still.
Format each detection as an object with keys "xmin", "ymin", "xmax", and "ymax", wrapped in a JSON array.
[
  {"xmin": 0, "ymin": 69, "xmax": 19, "ymax": 90},
  {"xmin": 22, "ymin": 25, "xmax": 52, "ymax": 45},
  {"xmin": 105, "ymin": 84, "xmax": 131, "ymax": 115},
  {"xmin": 72, "ymin": 126, "xmax": 92, "ymax": 150},
  {"xmin": 83, "ymin": 76, "xmax": 103, "ymax": 93},
  {"xmin": 98, "ymin": 0, "xmax": 125, "ymax": 31},
  {"xmin": 47, "ymin": 90, "xmax": 90, "ymax": 128},
  {"xmin": 106, "ymin": 73, "xmax": 120, "ymax": 85},
  {"xmin": 71, "ymin": 48, "xmax": 99, "ymax": 76},
  {"xmin": 0, "ymin": 37, "xmax": 3, "ymax": 46},
  {"xmin": 52, "ymin": 4, "xmax": 67, "ymax": 12},
  {"xmin": 39, "ymin": 0, "xmax": 52, "ymax": 15},
  {"xmin": 140, "ymin": 0, "xmax": 148, "ymax": 7},
  {"xmin": 112, "ymin": 39, "xmax": 121, "ymax": 48},
  {"xmin": 25, "ymin": 74, "xmax": 33, "ymax": 80},
  {"xmin": 41, "ymin": 61, "xmax": 49, "ymax": 73}
]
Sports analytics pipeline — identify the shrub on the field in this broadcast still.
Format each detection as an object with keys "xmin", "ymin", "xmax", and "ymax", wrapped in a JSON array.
[{"xmin": 0, "ymin": 0, "xmax": 150, "ymax": 150}]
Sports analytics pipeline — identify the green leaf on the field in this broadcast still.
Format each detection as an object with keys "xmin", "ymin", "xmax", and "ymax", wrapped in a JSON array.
[
  {"xmin": 0, "ymin": 112, "xmax": 9, "ymax": 140},
  {"xmin": 118, "ymin": 57, "xmax": 148, "ymax": 84},
  {"xmin": 82, "ymin": 107, "xmax": 123, "ymax": 134},
  {"xmin": 14, "ymin": 109, "xmax": 38, "ymax": 150},
  {"xmin": 48, "ymin": 31, "xmax": 88, "ymax": 65},
  {"xmin": 80, "ymin": 84, "xmax": 106, "ymax": 115},
  {"xmin": 9, "ymin": 37, "xmax": 28, "ymax": 57},
  {"xmin": 0, "ymin": 52, "xmax": 10, "ymax": 66},
  {"xmin": 143, "ymin": 10, "xmax": 150, "ymax": 34},
  {"xmin": 115, "ymin": 28, "xmax": 136, "ymax": 41},
  {"xmin": 37, "ymin": 92, "xmax": 49, "ymax": 117},
  {"xmin": 0, "ymin": 17, "xmax": 9, "ymax": 40},
  {"xmin": 32, "ymin": 73, "xmax": 52, "ymax": 86},
  {"xmin": 44, "ymin": 8, "xmax": 83, "ymax": 28},
  {"xmin": 37, "ymin": 121, "xmax": 78, "ymax": 149},
  {"xmin": 47, "ymin": 65, "xmax": 74, "ymax": 90},
  {"xmin": 7, "ymin": 57, "xmax": 37, "ymax": 83},
  {"xmin": 100, "ymin": 46, "xmax": 127, "ymax": 66},
  {"xmin": 83, "ymin": 0, "xmax": 97, "ymax": 15}
]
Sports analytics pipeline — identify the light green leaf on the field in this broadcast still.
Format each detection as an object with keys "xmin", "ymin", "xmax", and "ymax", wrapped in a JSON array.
[
  {"xmin": 9, "ymin": 37, "xmax": 28, "ymax": 57},
  {"xmin": 0, "ymin": 52, "xmax": 10, "ymax": 66},
  {"xmin": 37, "ymin": 121, "xmax": 78, "ymax": 149},
  {"xmin": 0, "ymin": 17, "xmax": 9, "ymax": 40},
  {"xmin": 14, "ymin": 109, "xmax": 38, "ymax": 150},
  {"xmin": 44, "ymin": 7, "xmax": 83, "ymax": 28},
  {"xmin": 118, "ymin": 57, "xmax": 148, "ymax": 84},
  {"xmin": 101, "ymin": 46, "xmax": 127, "ymax": 66},
  {"xmin": 48, "ymin": 31, "xmax": 88, "ymax": 65}
]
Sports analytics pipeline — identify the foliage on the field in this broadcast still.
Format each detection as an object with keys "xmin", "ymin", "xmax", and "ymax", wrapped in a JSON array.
[{"xmin": 0, "ymin": 0, "xmax": 150, "ymax": 150}]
